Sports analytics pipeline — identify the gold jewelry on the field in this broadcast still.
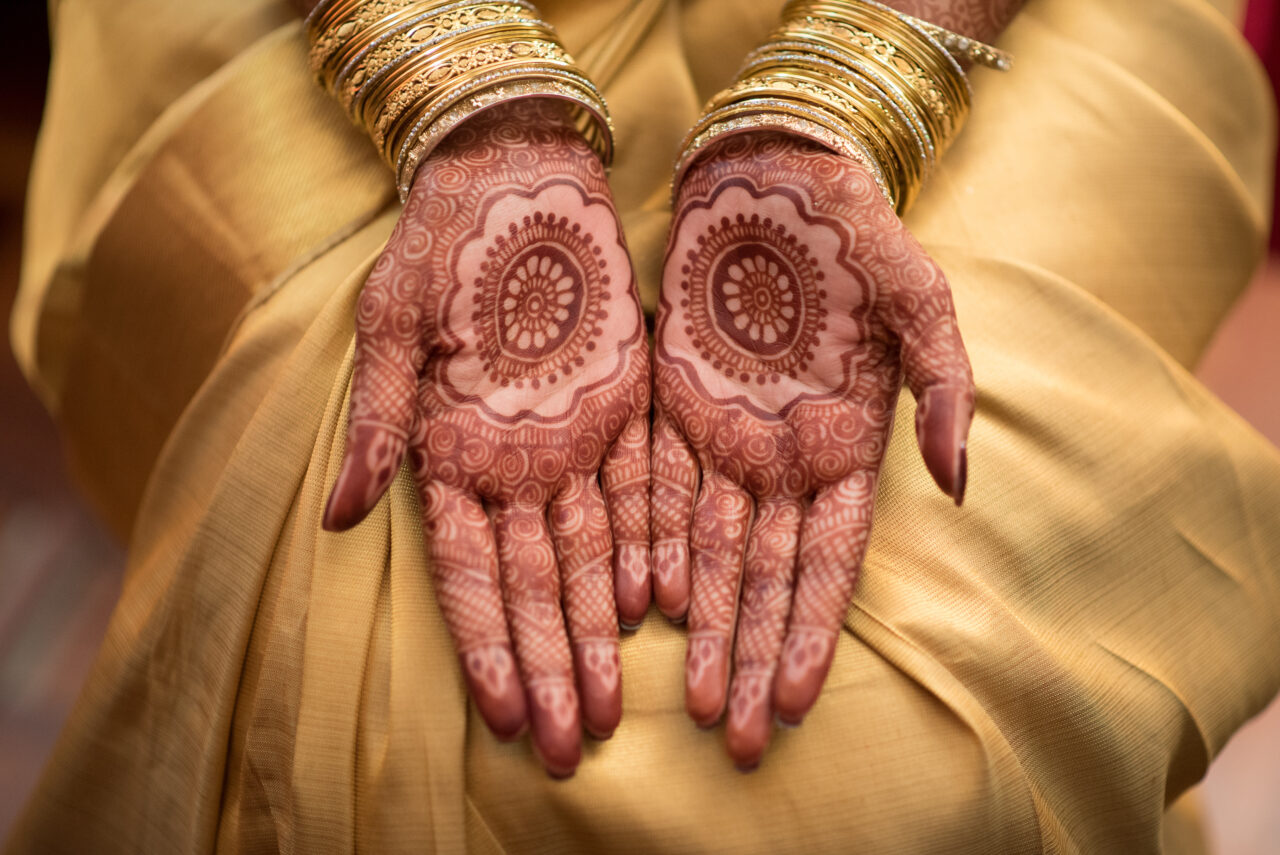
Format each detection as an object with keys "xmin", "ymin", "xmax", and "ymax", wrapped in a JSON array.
[
  {"xmin": 307, "ymin": 0, "xmax": 613, "ymax": 201},
  {"xmin": 676, "ymin": 0, "xmax": 1010, "ymax": 214}
]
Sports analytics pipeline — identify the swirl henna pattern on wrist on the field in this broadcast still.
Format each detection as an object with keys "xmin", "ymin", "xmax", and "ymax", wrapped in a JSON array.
[
  {"xmin": 325, "ymin": 99, "xmax": 649, "ymax": 777},
  {"xmin": 653, "ymin": 131, "xmax": 974, "ymax": 769},
  {"xmin": 879, "ymin": 0, "xmax": 1024, "ymax": 43}
]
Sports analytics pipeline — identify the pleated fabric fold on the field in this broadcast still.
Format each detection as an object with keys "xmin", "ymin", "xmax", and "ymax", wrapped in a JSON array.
[{"xmin": 8, "ymin": 0, "xmax": 1280, "ymax": 852}]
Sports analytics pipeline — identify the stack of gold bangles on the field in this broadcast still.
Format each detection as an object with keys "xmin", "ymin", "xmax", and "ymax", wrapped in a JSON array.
[
  {"xmin": 306, "ymin": 0, "xmax": 613, "ymax": 201},
  {"xmin": 675, "ymin": 0, "xmax": 1012, "ymax": 214}
]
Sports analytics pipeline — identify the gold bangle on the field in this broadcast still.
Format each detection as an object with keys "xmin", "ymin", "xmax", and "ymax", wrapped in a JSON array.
[
  {"xmin": 769, "ymin": 20, "xmax": 965, "ymax": 147},
  {"xmin": 357, "ymin": 20, "xmax": 557, "ymax": 128},
  {"xmin": 310, "ymin": 0, "xmax": 438, "ymax": 80},
  {"xmin": 750, "ymin": 35, "xmax": 955, "ymax": 162},
  {"xmin": 735, "ymin": 54, "xmax": 932, "ymax": 194},
  {"xmin": 309, "ymin": 0, "xmax": 614, "ymax": 196},
  {"xmin": 336, "ymin": 1, "xmax": 540, "ymax": 114},
  {"xmin": 381, "ymin": 55, "xmax": 585, "ymax": 163},
  {"xmin": 705, "ymin": 77, "xmax": 906, "ymax": 205},
  {"xmin": 795, "ymin": 0, "xmax": 1012, "ymax": 71},
  {"xmin": 371, "ymin": 34, "xmax": 573, "ymax": 152},
  {"xmin": 396, "ymin": 71, "xmax": 611, "ymax": 199},
  {"xmin": 676, "ymin": 0, "xmax": 1006, "ymax": 215},
  {"xmin": 679, "ymin": 97, "xmax": 894, "ymax": 206},
  {"xmin": 359, "ymin": 21, "xmax": 558, "ymax": 135},
  {"xmin": 782, "ymin": 2, "xmax": 975, "ymax": 136}
]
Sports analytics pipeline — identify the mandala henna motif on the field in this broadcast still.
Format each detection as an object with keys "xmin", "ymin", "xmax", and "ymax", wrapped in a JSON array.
[
  {"xmin": 326, "ymin": 99, "xmax": 649, "ymax": 777},
  {"xmin": 680, "ymin": 211, "xmax": 829, "ymax": 384},
  {"xmin": 469, "ymin": 204, "xmax": 611, "ymax": 389},
  {"xmin": 655, "ymin": 131, "xmax": 975, "ymax": 768}
]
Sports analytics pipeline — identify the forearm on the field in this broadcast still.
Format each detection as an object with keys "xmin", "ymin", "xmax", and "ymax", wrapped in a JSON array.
[
  {"xmin": 291, "ymin": 0, "xmax": 320, "ymax": 16},
  {"xmin": 877, "ymin": 0, "xmax": 1023, "ymax": 43}
]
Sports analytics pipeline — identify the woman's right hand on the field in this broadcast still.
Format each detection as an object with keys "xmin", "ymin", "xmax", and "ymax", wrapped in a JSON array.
[
  {"xmin": 323, "ymin": 99, "xmax": 650, "ymax": 777},
  {"xmin": 652, "ymin": 131, "xmax": 975, "ymax": 769}
]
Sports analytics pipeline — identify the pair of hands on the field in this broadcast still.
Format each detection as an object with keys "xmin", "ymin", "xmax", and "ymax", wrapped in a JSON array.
[{"xmin": 322, "ymin": 98, "xmax": 974, "ymax": 776}]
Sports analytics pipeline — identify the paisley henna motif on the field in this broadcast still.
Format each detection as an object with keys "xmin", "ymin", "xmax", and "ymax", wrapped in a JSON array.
[
  {"xmin": 655, "ymin": 131, "xmax": 975, "ymax": 769},
  {"xmin": 325, "ymin": 99, "xmax": 649, "ymax": 777}
]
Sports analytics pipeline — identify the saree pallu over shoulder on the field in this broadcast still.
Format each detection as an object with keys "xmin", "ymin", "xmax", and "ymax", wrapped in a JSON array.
[{"xmin": 8, "ymin": 0, "xmax": 1280, "ymax": 853}]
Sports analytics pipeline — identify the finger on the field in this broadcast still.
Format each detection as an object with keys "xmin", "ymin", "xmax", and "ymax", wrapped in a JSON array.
[
  {"xmin": 323, "ymin": 259, "xmax": 427, "ymax": 531},
  {"xmin": 773, "ymin": 472, "xmax": 877, "ymax": 726},
  {"xmin": 492, "ymin": 502, "xmax": 581, "ymax": 777},
  {"xmin": 419, "ymin": 482, "xmax": 526, "ymax": 741},
  {"xmin": 685, "ymin": 471, "xmax": 752, "ymax": 727},
  {"xmin": 881, "ymin": 240, "xmax": 975, "ymax": 504},
  {"xmin": 601, "ymin": 413, "xmax": 651, "ymax": 628},
  {"xmin": 550, "ymin": 477, "xmax": 621, "ymax": 740},
  {"xmin": 649, "ymin": 409, "xmax": 698, "ymax": 620},
  {"xmin": 725, "ymin": 497, "xmax": 803, "ymax": 770}
]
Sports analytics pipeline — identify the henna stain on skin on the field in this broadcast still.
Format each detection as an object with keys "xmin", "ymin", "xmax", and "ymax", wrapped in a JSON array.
[
  {"xmin": 325, "ymin": 99, "xmax": 650, "ymax": 778},
  {"xmin": 879, "ymin": 0, "xmax": 1025, "ymax": 44},
  {"xmin": 654, "ymin": 131, "xmax": 975, "ymax": 769}
]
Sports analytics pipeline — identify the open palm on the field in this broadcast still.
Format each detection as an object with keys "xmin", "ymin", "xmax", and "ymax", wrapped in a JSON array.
[
  {"xmin": 652, "ymin": 132, "xmax": 973, "ymax": 769},
  {"xmin": 323, "ymin": 100, "xmax": 649, "ymax": 777}
]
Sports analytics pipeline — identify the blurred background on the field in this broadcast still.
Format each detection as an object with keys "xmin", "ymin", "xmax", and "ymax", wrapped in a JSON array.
[{"xmin": 0, "ymin": 1, "xmax": 1277, "ymax": 851}]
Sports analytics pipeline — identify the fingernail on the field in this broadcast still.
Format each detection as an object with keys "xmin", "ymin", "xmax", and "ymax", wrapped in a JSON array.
[
  {"xmin": 460, "ymin": 646, "xmax": 527, "ymax": 741},
  {"xmin": 615, "ymin": 544, "xmax": 651, "ymax": 627},
  {"xmin": 574, "ymin": 641, "xmax": 621, "ymax": 740},
  {"xmin": 771, "ymin": 631, "xmax": 835, "ymax": 726},
  {"xmin": 685, "ymin": 636, "xmax": 729, "ymax": 728},
  {"xmin": 954, "ymin": 442, "xmax": 968, "ymax": 506},
  {"xmin": 528, "ymin": 680, "xmax": 582, "ymax": 778},
  {"xmin": 726, "ymin": 672, "xmax": 772, "ymax": 770}
]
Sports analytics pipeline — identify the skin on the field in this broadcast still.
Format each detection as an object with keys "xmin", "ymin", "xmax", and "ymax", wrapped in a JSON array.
[
  {"xmin": 648, "ymin": 0, "xmax": 1024, "ymax": 772},
  {"xmin": 323, "ymin": 98, "xmax": 650, "ymax": 778},
  {"xmin": 880, "ymin": 0, "xmax": 1025, "ymax": 43},
  {"xmin": 299, "ymin": 0, "xmax": 1021, "ymax": 775},
  {"xmin": 653, "ymin": 131, "xmax": 976, "ymax": 769}
]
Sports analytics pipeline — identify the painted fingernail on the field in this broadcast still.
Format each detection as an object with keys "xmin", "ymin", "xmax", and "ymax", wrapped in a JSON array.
[{"xmin": 954, "ymin": 442, "xmax": 968, "ymax": 506}]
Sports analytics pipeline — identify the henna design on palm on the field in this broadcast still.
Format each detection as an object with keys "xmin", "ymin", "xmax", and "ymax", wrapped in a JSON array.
[
  {"xmin": 324, "ymin": 99, "xmax": 650, "ymax": 778},
  {"xmin": 654, "ymin": 132, "xmax": 974, "ymax": 769}
]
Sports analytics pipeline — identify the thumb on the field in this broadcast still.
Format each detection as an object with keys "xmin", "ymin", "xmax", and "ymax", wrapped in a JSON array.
[
  {"xmin": 884, "ymin": 253, "xmax": 975, "ymax": 505},
  {"xmin": 323, "ymin": 281, "xmax": 424, "ymax": 530}
]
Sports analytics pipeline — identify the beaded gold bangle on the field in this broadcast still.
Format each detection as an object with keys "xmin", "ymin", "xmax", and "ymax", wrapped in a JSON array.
[
  {"xmin": 308, "ymin": 0, "xmax": 613, "ymax": 201},
  {"xmin": 676, "ymin": 0, "xmax": 1010, "ymax": 215}
]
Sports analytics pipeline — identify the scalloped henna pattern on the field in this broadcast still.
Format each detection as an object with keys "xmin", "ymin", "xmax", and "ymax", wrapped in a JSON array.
[
  {"xmin": 654, "ymin": 131, "xmax": 974, "ymax": 768},
  {"xmin": 328, "ymin": 99, "xmax": 649, "ymax": 775}
]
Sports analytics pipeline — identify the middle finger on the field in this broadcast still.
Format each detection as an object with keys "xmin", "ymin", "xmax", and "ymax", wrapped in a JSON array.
[{"xmin": 493, "ymin": 501, "xmax": 581, "ymax": 777}]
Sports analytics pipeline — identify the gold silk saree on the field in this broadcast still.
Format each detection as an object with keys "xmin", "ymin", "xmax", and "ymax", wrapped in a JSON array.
[{"xmin": 8, "ymin": 0, "xmax": 1280, "ymax": 851}]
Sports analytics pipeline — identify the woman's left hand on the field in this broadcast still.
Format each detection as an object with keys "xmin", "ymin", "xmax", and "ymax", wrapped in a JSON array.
[{"xmin": 652, "ymin": 131, "xmax": 974, "ymax": 769}]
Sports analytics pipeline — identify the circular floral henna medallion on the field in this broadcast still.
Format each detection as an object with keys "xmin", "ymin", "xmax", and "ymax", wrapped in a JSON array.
[
  {"xmin": 713, "ymin": 247, "xmax": 799, "ymax": 354},
  {"xmin": 681, "ymin": 214, "xmax": 826, "ymax": 385},
  {"xmin": 472, "ymin": 210, "xmax": 610, "ymax": 389}
]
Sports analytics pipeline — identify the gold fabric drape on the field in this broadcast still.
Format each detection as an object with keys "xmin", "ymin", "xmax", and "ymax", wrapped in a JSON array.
[{"xmin": 8, "ymin": 0, "xmax": 1280, "ymax": 852}]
